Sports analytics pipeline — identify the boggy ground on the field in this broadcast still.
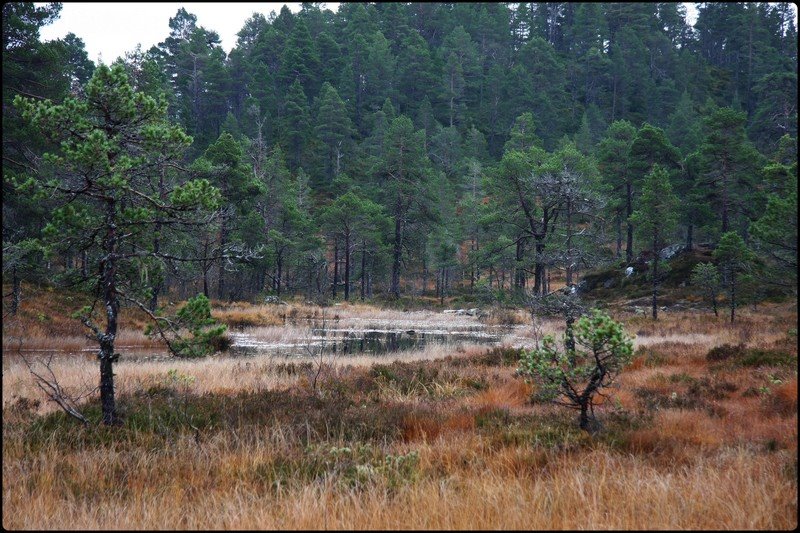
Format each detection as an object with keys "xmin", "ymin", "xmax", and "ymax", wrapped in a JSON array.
[{"xmin": 2, "ymin": 291, "xmax": 797, "ymax": 530}]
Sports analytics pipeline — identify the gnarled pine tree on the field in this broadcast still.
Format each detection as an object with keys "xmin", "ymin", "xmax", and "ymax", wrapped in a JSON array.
[{"xmin": 15, "ymin": 64, "xmax": 220, "ymax": 425}]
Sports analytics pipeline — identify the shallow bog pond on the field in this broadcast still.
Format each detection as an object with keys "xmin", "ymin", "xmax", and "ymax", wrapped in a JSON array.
[
  {"xmin": 229, "ymin": 326, "xmax": 507, "ymax": 357},
  {"xmin": 4, "ymin": 310, "xmax": 528, "ymax": 361}
]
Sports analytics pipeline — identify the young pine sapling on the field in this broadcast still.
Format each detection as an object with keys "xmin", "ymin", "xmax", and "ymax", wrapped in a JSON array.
[{"xmin": 518, "ymin": 310, "xmax": 634, "ymax": 433}]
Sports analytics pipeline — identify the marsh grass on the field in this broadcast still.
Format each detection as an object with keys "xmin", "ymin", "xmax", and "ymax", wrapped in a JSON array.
[{"xmin": 2, "ymin": 295, "xmax": 797, "ymax": 530}]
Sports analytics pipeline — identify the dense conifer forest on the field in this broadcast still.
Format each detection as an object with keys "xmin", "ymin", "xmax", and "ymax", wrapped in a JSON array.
[
  {"xmin": 3, "ymin": 2, "xmax": 797, "ymax": 307},
  {"xmin": 3, "ymin": 5, "xmax": 798, "ymax": 529}
]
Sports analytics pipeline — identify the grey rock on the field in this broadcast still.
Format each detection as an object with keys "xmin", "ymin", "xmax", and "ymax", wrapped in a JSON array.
[{"xmin": 659, "ymin": 243, "xmax": 685, "ymax": 260}]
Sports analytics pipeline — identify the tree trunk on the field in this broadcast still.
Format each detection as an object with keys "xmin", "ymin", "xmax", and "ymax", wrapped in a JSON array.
[
  {"xmin": 440, "ymin": 268, "xmax": 445, "ymax": 305},
  {"xmin": 11, "ymin": 266, "xmax": 20, "ymax": 315},
  {"xmin": 686, "ymin": 223, "xmax": 694, "ymax": 252},
  {"xmin": 218, "ymin": 216, "xmax": 228, "ymax": 300},
  {"xmin": 149, "ymin": 276, "xmax": 163, "ymax": 312},
  {"xmin": 344, "ymin": 231, "xmax": 351, "ymax": 301},
  {"xmin": 470, "ymin": 235, "xmax": 477, "ymax": 289},
  {"xmin": 579, "ymin": 402, "xmax": 592, "ymax": 432},
  {"xmin": 391, "ymin": 214, "xmax": 402, "ymax": 299},
  {"xmin": 626, "ymin": 182, "xmax": 634, "ymax": 262},
  {"xmin": 422, "ymin": 255, "xmax": 428, "ymax": 297},
  {"xmin": 360, "ymin": 244, "xmax": 366, "ymax": 300},
  {"xmin": 566, "ymin": 198, "xmax": 574, "ymax": 286},
  {"xmin": 652, "ymin": 235, "xmax": 659, "ymax": 321},
  {"xmin": 335, "ymin": 142, "xmax": 342, "ymax": 178},
  {"xmin": 99, "ymin": 199, "xmax": 119, "ymax": 426},
  {"xmin": 721, "ymin": 158, "xmax": 730, "ymax": 234},
  {"xmin": 202, "ymin": 237, "xmax": 210, "ymax": 298},
  {"xmin": 276, "ymin": 252, "xmax": 283, "ymax": 296},
  {"xmin": 149, "ymin": 167, "xmax": 166, "ymax": 312},
  {"xmin": 332, "ymin": 237, "xmax": 339, "ymax": 299},
  {"xmin": 441, "ymin": 268, "xmax": 445, "ymax": 299},
  {"xmin": 533, "ymin": 239, "xmax": 545, "ymax": 296},
  {"xmin": 565, "ymin": 315, "xmax": 576, "ymax": 353},
  {"xmin": 99, "ymin": 353, "xmax": 117, "ymax": 425},
  {"xmin": 475, "ymin": 239, "xmax": 480, "ymax": 282},
  {"xmin": 730, "ymin": 272, "xmax": 736, "ymax": 323},
  {"xmin": 611, "ymin": 75, "xmax": 618, "ymax": 121}
]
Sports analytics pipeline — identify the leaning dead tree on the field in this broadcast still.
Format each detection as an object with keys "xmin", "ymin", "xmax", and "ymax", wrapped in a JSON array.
[{"xmin": 20, "ymin": 352, "xmax": 95, "ymax": 425}]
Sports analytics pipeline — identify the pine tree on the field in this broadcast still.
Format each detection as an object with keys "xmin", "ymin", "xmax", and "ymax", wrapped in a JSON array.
[
  {"xmin": 381, "ymin": 116, "xmax": 433, "ymax": 298},
  {"xmin": 690, "ymin": 262, "xmax": 722, "ymax": 316},
  {"xmin": 750, "ymin": 168, "xmax": 798, "ymax": 290},
  {"xmin": 319, "ymin": 189, "xmax": 388, "ymax": 300},
  {"xmin": 666, "ymin": 91, "xmax": 703, "ymax": 157},
  {"xmin": 596, "ymin": 120, "xmax": 637, "ymax": 260},
  {"xmin": 714, "ymin": 232, "xmax": 756, "ymax": 323},
  {"xmin": 3, "ymin": 2, "xmax": 80, "ymax": 311},
  {"xmin": 281, "ymin": 79, "xmax": 311, "ymax": 171},
  {"xmin": 277, "ymin": 17, "xmax": 320, "ymax": 95},
  {"xmin": 439, "ymin": 26, "xmax": 479, "ymax": 128},
  {"xmin": 315, "ymin": 82, "xmax": 355, "ymax": 182},
  {"xmin": 695, "ymin": 107, "xmax": 764, "ymax": 235},
  {"xmin": 14, "ymin": 64, "xmax": 220, "ymax": 424},
  {"xmin": 629, "ymin": 165, "xmax": 679, "ymax": 320},
  {"xmin": 396, "ymin": 31, "xmax": 438, "ymax": 117},
  {"xmin": 627, "ymin": 124, "xmax": 681, "ymax": 258}
]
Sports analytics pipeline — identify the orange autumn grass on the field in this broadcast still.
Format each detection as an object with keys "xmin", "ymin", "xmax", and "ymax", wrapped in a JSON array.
[{"xmin": 2, "ymin": 291, "xmax": 797, "ymax": 530}]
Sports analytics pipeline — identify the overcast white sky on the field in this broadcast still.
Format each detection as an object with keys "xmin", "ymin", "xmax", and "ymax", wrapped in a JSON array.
[{"xmin": 37, "ymin": 3, "xmax": 341, "ymax": 64}]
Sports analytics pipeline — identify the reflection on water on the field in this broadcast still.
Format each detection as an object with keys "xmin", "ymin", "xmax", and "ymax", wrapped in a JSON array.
[
  {"xmin": 7, "ymin": 318, "xmax": 514, "ymax": 361},
  {"xmin": 230, "ymin": 328, "xmax": 502, "ymax": 357}
]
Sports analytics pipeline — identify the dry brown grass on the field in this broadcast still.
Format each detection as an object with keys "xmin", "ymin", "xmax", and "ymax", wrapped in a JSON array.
[
  {"xmin": 768, "ymin": 377, "xmax": 798, "ymax": 417},
  {"xmin": 2, "ymin": 431, "xmax": 795, "ymax": 530},
  {"xmin": 3, "ymin": 297, "xmax": 797, "ymax": 530},
  {"xmin": 211, "ymin": 303, "xmax": 286, "ymax": 327},
  {"xmin": 469, "ymin": 379, "xmax": 533, "ymax": 410},
  {"xmin": 480, "ymin": 307, "xmax": 531, "ymax": 326},
  {"xmin": 1, "ymin": 341, "xmax": 493, "ymax": 416},
  {"xmin": 2, "ymin": 284, "xmax": 166, "ymax": 355}
]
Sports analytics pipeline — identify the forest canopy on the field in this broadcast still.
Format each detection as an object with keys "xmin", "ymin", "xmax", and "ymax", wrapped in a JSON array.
[{"xmin": 3, "ymin": 2, "xmax": 798, "ymax": 306}]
